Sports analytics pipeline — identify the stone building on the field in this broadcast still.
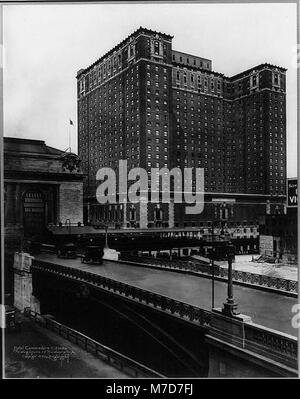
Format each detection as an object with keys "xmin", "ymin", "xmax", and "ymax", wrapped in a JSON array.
[{"xmin": 4, "ymin": 137, "xmax": 84, "ymax": 293}]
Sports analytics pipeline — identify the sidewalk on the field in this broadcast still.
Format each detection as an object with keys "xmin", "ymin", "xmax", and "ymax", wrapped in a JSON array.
[
  {"xmin": 219, "ymin": 255, "xmax": 298, "ymax": 281},
  {"xmin": 5, "ymin": 317, "xmax": 130, "ymax": 378}
]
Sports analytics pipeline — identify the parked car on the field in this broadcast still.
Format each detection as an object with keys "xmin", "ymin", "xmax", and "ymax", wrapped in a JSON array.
[
  {"xmin": 57, "ymin": 242, "xmax": 77, "ymax": 259},
  {"xmin": 81, "ymin": 246, "xmax": 104, "ymax": 264}
]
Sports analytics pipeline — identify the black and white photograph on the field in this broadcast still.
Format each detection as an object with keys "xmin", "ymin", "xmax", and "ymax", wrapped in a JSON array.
[{"xmin": 0, "ymin": 0, "xmax": 299, "ymax": 383}]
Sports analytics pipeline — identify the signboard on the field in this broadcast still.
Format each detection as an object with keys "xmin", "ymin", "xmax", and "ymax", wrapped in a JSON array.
[
  {"xmin": 259, "ymin": 235, "xmax": 273, "ymax": 256},
  {"xmin": 287, "ymin": 178, "xmax": 297, "ymax": 208}
]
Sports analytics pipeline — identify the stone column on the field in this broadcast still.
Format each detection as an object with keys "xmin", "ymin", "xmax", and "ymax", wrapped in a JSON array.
[
  {"xmin": 15, "ymin": 184, "xmax": 22, "ymax": 225},
  {"xmin": 87, "ymin": 202, "xmax": 90, "ymax": 224},
  {"xmin": 5, "ymin": 184, "xmax": 15, "ymax": 225},
  {"xmin": 122, "ymin": 203, "xmax": 127, "ymax": 228},
  {"xmin": 168, "ymin": 200, "xmax": 174, "ymax": 228},
  {"xmin": 45, "ymin": 201, "xmax": 48, "ymax": 225},
  {"xmin": 139, "ymin": 201, "xmax": 148, "ymax": 229}
]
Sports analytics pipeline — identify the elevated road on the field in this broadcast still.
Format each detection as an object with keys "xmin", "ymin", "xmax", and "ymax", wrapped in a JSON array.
[{"xmin": 34, "ymin": 253, "xmax": 297, "ymax": 337}]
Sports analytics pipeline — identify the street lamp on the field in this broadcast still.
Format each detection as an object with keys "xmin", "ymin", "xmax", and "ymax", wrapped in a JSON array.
[
  {"xmin": 210, "ymin": 221, "xmax": 215, "ymax": 310},
  {"xmin": 210, "ymin": 220, "xmax": 226, "ymax": 309},
  {"xmin": 104, "ymin": 224, "xmax": 109, "ymax": 249},
  {"xmin": 92, "ymin": 219, "xmax": 109, "ymax": 249},
  {"xmin": 222, "ymin": 242, "xmax": 239, "ymax": 317},
  {"xmin": 209, "ymin": 200, "xmax": 231, "ymax": 310}
]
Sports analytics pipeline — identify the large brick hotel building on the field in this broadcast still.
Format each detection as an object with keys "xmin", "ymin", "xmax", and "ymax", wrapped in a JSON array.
[{"xmin": 77, "ymin": 27, "xmax": 286, "ymax": 231}]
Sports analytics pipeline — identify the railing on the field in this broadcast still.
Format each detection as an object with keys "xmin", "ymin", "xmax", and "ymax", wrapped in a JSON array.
[
  {"xmin": 220, "ymin": 268, "xmax": 298, "ymax": 294},
  {"xmin": 23, "ymin": 308, "xmax": 164, "ymax": 378},
  {"xmin": 119, "ymin": 254, "xmax": 298, "ymax": 295},
  {"xmin": 120, "ymin": 253, "xmax": 218, "ymax": 274},
  {"xmin": 244, "ymin": 322, "xmax": 298, "ymax": 370},
  {"xmin": 48, "ymin": 223, "xmax": 84, "ymax": 227},
  {"xmin": 31, "ymin": 259, "xmax": 298, "ymax": 371}
]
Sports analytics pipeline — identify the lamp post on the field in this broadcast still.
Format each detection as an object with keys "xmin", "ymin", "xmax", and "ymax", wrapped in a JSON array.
[
  {"xmin": 211, "ymin": 221, "xmax": 215, "ymax": 309},
  {"xmin": 210, "ymin": 220, "xmax": 227, "ymax": 309},
  {"xmin": 104, "ymin": 224, "xmax": 109, "ymax": 249},
  {"xmin": 222, "ymin": 242, "xmax": 239, "ymax": 317},
  {"xmin": 209, "ymin": 200, "xmax": 231, "ymax": 310}
]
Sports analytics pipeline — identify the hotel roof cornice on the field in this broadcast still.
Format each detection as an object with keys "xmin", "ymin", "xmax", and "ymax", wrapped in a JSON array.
[
  {"xmin": 174, "ymin": 62, "xmax": 288, "ymax": 81},
  {"xmin": 226, "ymin": 63, "xmax": 287, "ymax": 81},
  {"xmin": 77, "ymin": 27, "xmax": 174, "ymax": 78}
]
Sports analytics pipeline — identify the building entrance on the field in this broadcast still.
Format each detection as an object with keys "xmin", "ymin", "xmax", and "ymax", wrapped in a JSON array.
[{"xmin": 23, "ymin": 190, "xmax": 45, "ymax": 237}]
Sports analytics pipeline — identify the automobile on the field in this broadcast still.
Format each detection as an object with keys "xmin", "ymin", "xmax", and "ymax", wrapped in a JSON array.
[
  {"xmin": 81, "ymin": 246, "xmax": 104, "ymax": 264},
  {"xmin": 57, "ymin": 242, "xmax": 77, "ymax": 259},
  {"xmin": 23, "ymin": 239, "xmax": 41, "ymax": 255},
  {"xmin": 5, "ymin": 306, "xmax": 22, "ymax": 332}
]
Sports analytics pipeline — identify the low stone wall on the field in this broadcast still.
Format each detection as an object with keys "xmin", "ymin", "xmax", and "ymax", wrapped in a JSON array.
[{"xmin": 13, "ymin": 252, "xmax": 40, "ymax": 313}]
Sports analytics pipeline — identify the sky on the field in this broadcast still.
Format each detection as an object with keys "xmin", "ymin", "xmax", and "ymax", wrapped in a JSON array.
[{"xmin": 3, "ymin": 2, "xmax": 298, "ymax": 177}]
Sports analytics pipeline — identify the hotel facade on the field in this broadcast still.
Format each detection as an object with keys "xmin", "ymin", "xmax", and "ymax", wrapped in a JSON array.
[{"xmin": 77, "ymin": 27, "xmax": 286, "ymax": 235}]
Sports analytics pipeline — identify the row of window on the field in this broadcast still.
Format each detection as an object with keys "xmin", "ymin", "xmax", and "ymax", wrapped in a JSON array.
[{"xmin": 172, "ymin": 53, "xmax": 211, "ymax": 70}]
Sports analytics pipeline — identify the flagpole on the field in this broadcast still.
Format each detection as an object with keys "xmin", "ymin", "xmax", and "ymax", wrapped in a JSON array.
[{"xmin": 68, "ymin": 122, "xmax": 71, "ymax": 152}]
